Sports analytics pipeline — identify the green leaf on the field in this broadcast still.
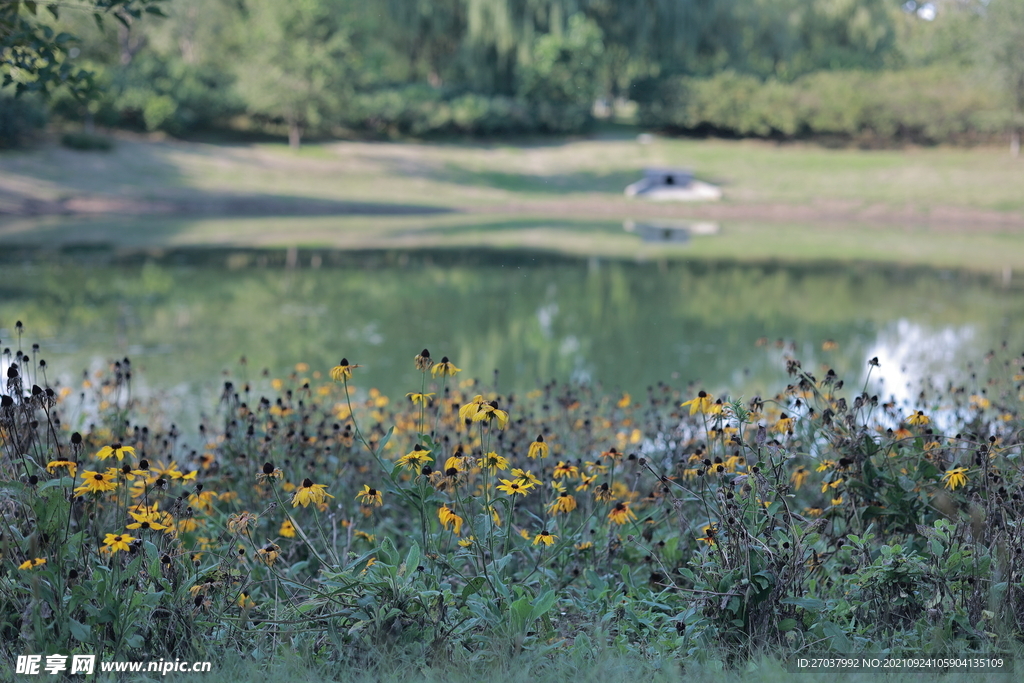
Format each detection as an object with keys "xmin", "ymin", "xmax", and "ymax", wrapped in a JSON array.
[
  {"xmin": 779, "ymin": 618, "xmax": 798, "ymax": 632},
  {"xmin": 781, "ymin": 597, "xmax": 824, "ymax": 612},
  {"xmin": 461, "ymin": 576, "xmax": 486, "ymax": 600},
  {"xmin": 820, "ymin": 620, "xmax": 853, "ymax": 652},
  {"xmin": 529, "ymin": 589, "xmax": 557, "ymax": 622},
  {"xmin": 69, "ymin": 618, "xmax": 91, "ymax": 643}
]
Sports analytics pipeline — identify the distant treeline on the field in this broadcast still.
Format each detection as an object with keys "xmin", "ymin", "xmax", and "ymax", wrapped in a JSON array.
[{"xmin": 2, "ymin": 0, "xmax": 1021, "ymax": 147}]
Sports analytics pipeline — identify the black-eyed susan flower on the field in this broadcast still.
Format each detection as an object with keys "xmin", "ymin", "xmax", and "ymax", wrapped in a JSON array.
[
  {"xmin": 397, "ymin": 445, "xmax": 433, "ymax": 470},
  {"xmin": 329, "ymin": 359, "xmax": 361, "ymax": 382},
  {"xmin": 459, "ymin": 395, "xmax": 487, "ymax": 421},
  {"xmin": 458, "ymin": 536, "xmax": 474, "ymax": 548},
  {"xmin": 552, "ymin": 461, "xmax": 578, "ymax": 479},
  {"xmin": 431, "ymin": 356, "xmax": 460, "ymax": 378},
  {"xmin": 607, "ymin": 502, "xmax": 637, "ymax": 525},
  {"xmin": 19, "ymin": 558, "xmax": 46, "ymax": 570},
  {"xmin": 438, "ymin": 504, "xmax": 463, "ymax": 535},
  {"xmin": 226, "ymin": 512, "xmax": 258, "ymax": 535},
  {"xmin": 496, "ymin": 478, "xmax": 532, "ymax": 496},
  {"xmin": 790, "ymin": 466, "xmax": 808, "ymax": 491},
  {"xmin": 472, "ymin": 400, "xmax": 509, "ymax": 429},
  {"xmin": 548, "ymin": 492, "xmax": 577, "ymax": 514},
  {"xmin": 594, "ymin": 482, "xmax": 614, "ymax": 502},
  {"xmin": 773, "ymin": 413, "xmax": 795, "ymax": 434},
  {"xmin": 257, "ymin": 461, "xmax": 283, "ymax": 484},
  {"xmin": 681, "ymin": 391, "xmax": 714, "ymax": 415},
  {"xmin": 46, "ymin": 459, "xmax": 77, "ymax": 477},
  {"xmin": 292, "ymin": 478, "xmax": 334, "ymax": 508},
  {"xmin": 279, "ymin": 519, "xmax": 296, "ymax": 538},
  {"xmin": 575, "ymin": 473, "xmax": 597, "ymax": 492},
  {"xmin": 256, "ymin": 542, "xmax": 280, "ymax": 565},
  {"xmin": 480, "ymin": 452, "xmax": 510, "ymax": 473},
  {"xmin": 96, "ymin": 443, "xmax": 135, "ymax": 461},
  {"xmin": 510, "ymin": 468, "xmax": 541, "ymax": 488},
  {"xmin": 406, "ymin": 392, "xmax": 435, "ymax": 406},
  {"xmin": 126, "ymin": 510, "xmax": 169, "ymax": 533},
  {"xmin": 355, "ymin": 484, "xmax": 383, "ymax": 507},
  {"xmin": 102, "ymin": 533, "xmax": 136, "ymax": 554},
  {"xmin": 599, "ymin": 448, "xmax": 622, "ymax": 460},
  {"xmin": 528, "ymin": 435, "xmax": 549, "ymax": 459},
  {"xmin": 907, "ymin": 411, "xmax": 930, "ymax": 427},
  {"xmin": 575, "ymin": 541, "xmax": 593, "ymax": 551},
  {"xmin": 533, "ymin": 530, "xmax": 557, "ymax": 546},
  {"xmin": 942, "ymin": 467, "xmax": 969, "ymax": 491},
  {"xmin": 821, "ymin": 478, "xmax": 843, "ymax": 493},
  {"xmin": 73, "ymin": 470, "xmax": 118, "ymax": 497},
  {"xmin": 354, "ymin": 530, "xmax": 376, "ymax": 543},
  {"xmin": 414, "ymin": 349, "xmax": 433, "ymax": 372},
  {"xmin": 237, "ymin": 592, "xmax": 255, "ymax": 609},
  {"xmin": 697, "ymin": 524, "xmax": 718, "ymax": 546}
]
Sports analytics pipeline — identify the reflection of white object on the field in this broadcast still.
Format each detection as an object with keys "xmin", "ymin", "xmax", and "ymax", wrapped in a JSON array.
[
  {"xmin": 623, "ymin": 220, "xmax": 720, "ymax": 243},
  {"xmin": 625, "ymin": 168, "xmax": 721, "ymax": 201},
  {"xmin": 917, "ymin": 3, "xmax": 936, "ymax": 21}
]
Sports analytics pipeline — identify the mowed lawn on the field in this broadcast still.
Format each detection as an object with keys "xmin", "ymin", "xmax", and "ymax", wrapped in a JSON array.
[{"xmin": 2, "ymin": 134, "xmax": 1024, "ymax": 271}]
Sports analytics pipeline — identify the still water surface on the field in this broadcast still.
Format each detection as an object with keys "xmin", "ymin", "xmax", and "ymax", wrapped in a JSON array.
[{"xmin": 1, "ymin": 247, "xmax": 1022, "ymax": 428}]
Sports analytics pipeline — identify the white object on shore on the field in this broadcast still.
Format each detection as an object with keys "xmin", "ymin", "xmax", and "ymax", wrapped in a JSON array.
[{"xmin": 625, "ymin": 168, "xmax": 722, "ymax": 201}]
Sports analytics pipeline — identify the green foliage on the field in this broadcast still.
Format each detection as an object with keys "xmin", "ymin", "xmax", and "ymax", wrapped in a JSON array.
[
  {"xmin": 60, "ymin": 130, "xmax": 114, "ymax": 150},
  {"xmin": 0, "ymin": 92, "xmax": 46, "ymax": 148},
  {"xmin": 639, "ymin": 67, "xmax": 1005, "ymax": 143},
  {"xmin": 0, "ymin": 0, "xmax": 168, "ymax": 98}
]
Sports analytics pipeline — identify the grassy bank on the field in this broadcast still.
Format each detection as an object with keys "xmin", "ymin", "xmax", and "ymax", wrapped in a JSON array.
[{"xmin": 1, "ymin": 134, "xmax": 1024, "ymax": 270}]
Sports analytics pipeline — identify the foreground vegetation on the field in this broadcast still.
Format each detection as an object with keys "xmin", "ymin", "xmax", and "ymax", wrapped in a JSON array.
[{"xmin": 3, "ymin": 331, "xmax": 1024, "ymax": 680}]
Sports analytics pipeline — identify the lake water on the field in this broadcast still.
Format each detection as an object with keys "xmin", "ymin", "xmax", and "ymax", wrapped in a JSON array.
[{"xmin": 1, "ymin": 246, "xmax": 1022, "ymax": 430}]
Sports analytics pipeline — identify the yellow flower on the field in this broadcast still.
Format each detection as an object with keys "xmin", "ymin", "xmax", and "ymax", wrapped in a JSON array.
[
  {"xmin": 102, "ymin": 533, "xmax": 136, "ymax": 554},
  {"xmin": 73, "ymin": 470, "xmax": 118, "ymax": 496},
  {"xmin": 617, "ymin": 393, "xmax": 631, "ymax": 408},
  {"xmin": 458, "ymin": 536, "xmax": 474, "ymax": 548},
  {"xmin": 527, "ymin": 435, "xmax": 549, "ymax": 459},
  {"xmin": 697, "ymin": 524, "xmax": 718, "ymax": 546},
  {"xmin": 822, "ymin": 339, "xmax": 839, "ymax": 351},
  {"xmin": 821, "ymin": 478, "xmax": 843, "ymax": 493},
  {"xmin": 292, "ymin": 478, "xmax": 334, "ymax": 508},
  {"xmin": 969, "ymin": 395, "xmax": 991, "ymax": 410},
  {"xmin": 942, "ymin": 467, "xmax": 969, "ymax": 491},
  {"xmin": 279, "ymin": 519, "xmax": 296, "ymax": 538},
  {"xmin": 533, "ymin": 530, "xmax": 557, "ymax": 546},
  {"xmin": 552, "ymin": 461, "xmax": 578, "ymax": 479},
  {"xmin": 354, "ymin": 530, "xmax": 376, "ymax": 543},
  {"xmin": 575, "ymin": 542, "xmax": 593, "ymax": 551},
  {"xmin": 680, "ymin": 391, "xmax": 714, "ymax": 415},
  {"xmin": 397, "ymin": 445, "xmax": 433, "ymax": 470},
  {"xmin": 431, "ymin": 356, "xmax": 461, "ymax": 378},
  {"xmin": 773, "ymin": 413, "xmax": 795, "ymax": 434},
  {"xmin": 472, "ymin": 401, "xmax": 509, "ymax": 429},
  {"xmin": 607, "ymin": 502, "xmax": 637, "ymax": 525},
  {"xmin": 906, "ymin": 411, "xmax": 930, "ymax": 426},
  {"xmin": 510, "ymin": 468, "xmax": 541, "ymax": 488},
  {"xmin": 237, "ymin": 592, "xmax": 255, "ymax": 610},
  {"xmin": 329, "ymin": 359, "xmax": 361, "ymax": 382},
  {"xmin": 19, "ymin": 558, "xmax": 46, "ymax": 570},
  {"xmin": 256, "ymin": 542, "xmax": 280, "ymax": 565},
  {"xmin": 459, "ymin": 395, "xmax": 487, "ymax": 421},
  {"xmin": 438, "ymin": 504, "xmax": 463, "ymax": 535},
  {"xmin": 355, "ymin": 484, "xmax": 383, "ymax": 507},
  {"xmin": 790, "ymin": 466, "xmax": 808, "ymax": 491},
  {"xmin": 125, "ymin": 508, "xmax": 169, "ymax": 532},
  {"xmin": 575, "ymin": 474, "xmax": 596, "ymax": 492},
  {"xmin": 46, "ymin": 459, "xmax": 77, "ymax": 477},
  {"xmin": 406, "ymin": 392, "xmax": 435, "ymax": 406},
  {"xmin": 480, "ymin": 452, "xmax": 510, "ymax": 473},
  {"xmin": 96, "ymin": 443, "xmax": 135, "ymax": 461},
  {"xmin": 548, "ymin": 492, "xmax": 577, "ymax": 514},
  {"xmin": 496, "ymin": 478, "xmax": 532, "ymax": 496}
]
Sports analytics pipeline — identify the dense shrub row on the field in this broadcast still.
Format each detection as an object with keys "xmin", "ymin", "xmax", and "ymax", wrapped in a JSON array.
[{"xmin": 637, "ymin": 67, "xmax": 1009, "ymax": 144}]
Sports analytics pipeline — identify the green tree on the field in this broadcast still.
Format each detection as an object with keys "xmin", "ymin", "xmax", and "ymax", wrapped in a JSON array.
[
  {"xmin": 985, "ymin": 0, "xmax": 1024, "ymax": 156},
  {"xmin": 0, "ymin": 0, "xmax": 167, "ymax": 97},
  {"xmin": 232, "ymin": 0, "xmax": 356, "ymax": 148}
]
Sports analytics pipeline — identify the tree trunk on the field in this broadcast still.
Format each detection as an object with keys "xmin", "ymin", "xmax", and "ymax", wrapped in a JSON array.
[{"xmin": 288, "ymin": 119, "xmax": 302, "ymax": 149}]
